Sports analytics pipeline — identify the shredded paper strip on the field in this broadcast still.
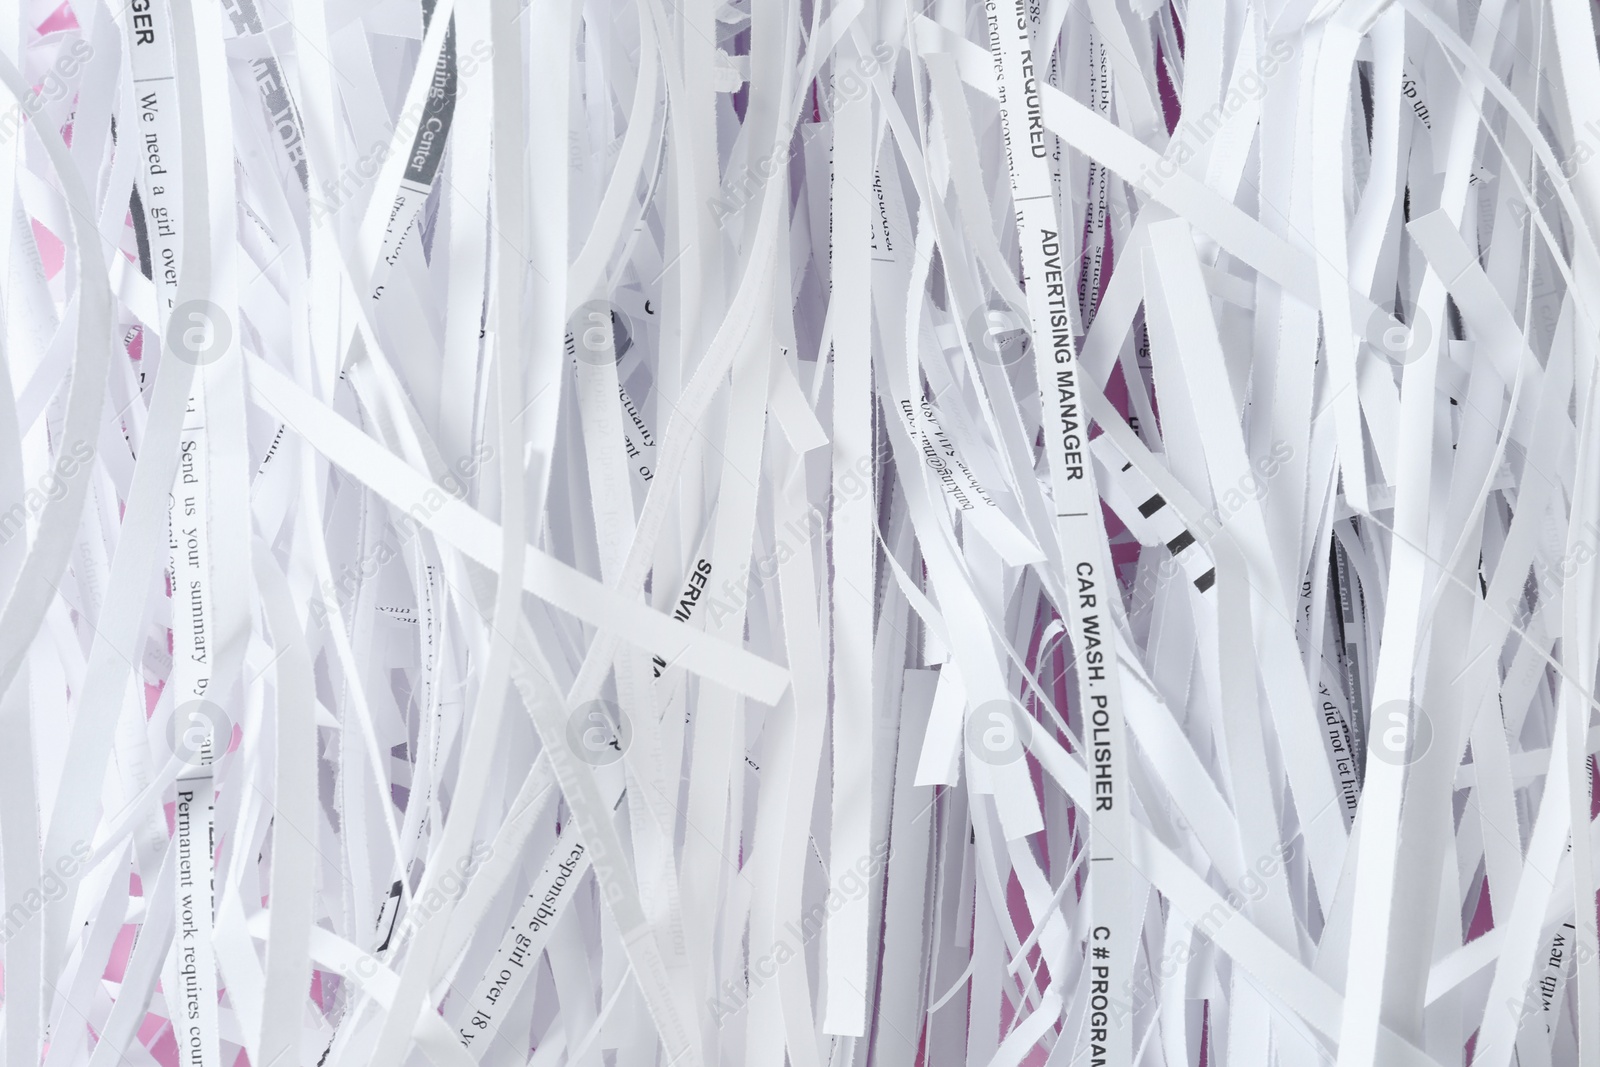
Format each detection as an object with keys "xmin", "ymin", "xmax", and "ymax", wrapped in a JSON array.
[{"xmin": 0, "ymin": 0, "xmax": 1598, "ymax": 1064}]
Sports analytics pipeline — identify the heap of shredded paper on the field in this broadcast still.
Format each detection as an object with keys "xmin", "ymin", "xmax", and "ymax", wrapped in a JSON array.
[{"xmin": 2, "ymin": 0, "xmax": 1599, "ymax": 1063}]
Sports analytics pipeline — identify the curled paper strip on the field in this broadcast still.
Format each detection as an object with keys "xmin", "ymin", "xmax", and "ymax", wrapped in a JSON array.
[{"xmin": 4, "ymin": 0, "xmax": 1600, "ymax": 1065}]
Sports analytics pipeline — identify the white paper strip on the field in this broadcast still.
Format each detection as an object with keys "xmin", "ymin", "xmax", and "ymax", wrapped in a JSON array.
[{"xmin": 8, "ymin": 2, "xmax": 1600, "ymax": 1065}]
